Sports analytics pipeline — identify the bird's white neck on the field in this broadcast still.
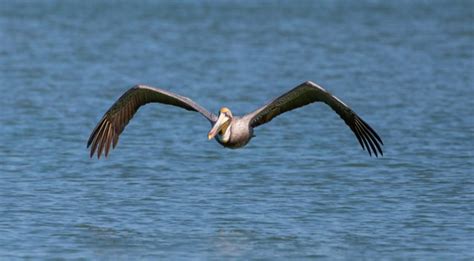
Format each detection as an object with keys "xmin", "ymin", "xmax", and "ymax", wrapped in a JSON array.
[{"xmin": 218, "ymin": 122, "xmax": 232, "ymax": 143}]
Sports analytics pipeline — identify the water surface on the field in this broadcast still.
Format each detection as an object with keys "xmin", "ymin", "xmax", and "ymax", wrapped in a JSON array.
[{"xmin": 1, "ymin": 0, "xmax": 473, "ymax": 259}]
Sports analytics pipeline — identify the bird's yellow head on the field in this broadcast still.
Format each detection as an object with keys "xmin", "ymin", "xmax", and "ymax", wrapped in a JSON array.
[
  {"xmin": 208, "ymin": 107, "xmax": 233, "ymax": 140},
  {"xmin": 219, "ymin": 107, "xmax": 231, "ymax": 114}
]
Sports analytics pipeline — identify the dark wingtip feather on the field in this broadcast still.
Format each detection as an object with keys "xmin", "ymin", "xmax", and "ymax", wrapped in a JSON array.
[
  {"xmin": 359, "ymin": 117, "xmax": 384, "ymax": 145},
  {"xmin": 87, "ymin": 118, "xmax": 103, "ymax": 148},
  {"xmin": 350, "ymin": 125, "xmax": 365, "ymax": 151},
  {"xmin": 87, "ymin": 111, "xmax": 124, "ymax": 159},
  {"xmin": 354, "ymin": 122, "xmax": 372, "ymax": 156},
  {"xmin": 89, "ymin": 120, "xmax": 104, "ymax": 158},
  {"xmin": 97, "ymin": 121, "xmax": 112, "ymax": 159},
  {"xmin": 87, "ymin": 130, "xmax": 94, "ymax": 148},
  {"xmin": 355, "ymin": 117, "xmax": 384, "ymax": 157},
  {"xmin": 104, "ymin": 125, "xmax": 115, "ymax": 158},
  {"xmin": 359, "ymin": 118, "xmax": 384, "ymax": 156},
  {"xmin": 356, "ymin": 120, "xmax": 378, "ymax": 157}
]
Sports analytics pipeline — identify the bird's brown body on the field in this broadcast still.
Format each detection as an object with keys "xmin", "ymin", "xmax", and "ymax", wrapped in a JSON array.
[
  {"xmin": 214, "ymin": 116, "xmax": 254, "ymax": 149},
  {"xmin": 87, "ymin": 81, "xmax": 383, "ymax": 158}
]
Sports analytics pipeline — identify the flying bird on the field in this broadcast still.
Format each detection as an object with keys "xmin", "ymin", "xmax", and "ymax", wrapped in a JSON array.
[{"xmin": 87, "ymin": 81, "xmax": 383, "ymax": 158}]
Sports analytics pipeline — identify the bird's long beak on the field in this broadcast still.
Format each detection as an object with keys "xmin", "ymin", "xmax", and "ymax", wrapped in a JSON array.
[{"xmin": 208, "ymin": 114, "xmax": 230, "ymax": 140}]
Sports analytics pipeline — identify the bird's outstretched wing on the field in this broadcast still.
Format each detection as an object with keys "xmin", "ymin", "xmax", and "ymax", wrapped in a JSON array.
[
  {"xmin": 87, "ymin": 85, "xmax": 217, "ymax": 158},
  {"xmin": 245, "ymin": 81, "xmax": 383, "ymax": 157}
]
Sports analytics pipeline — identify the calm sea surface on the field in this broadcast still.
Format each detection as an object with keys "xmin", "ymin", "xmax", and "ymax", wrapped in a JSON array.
[{"xmin": 1, "ymin": 0, "xmax": 473, "ymax": 259}]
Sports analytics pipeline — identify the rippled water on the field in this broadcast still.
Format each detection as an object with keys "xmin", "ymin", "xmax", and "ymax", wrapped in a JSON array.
[{"xmin": 1, "ymin": 0, "xmax": 473, "ymax": 259}]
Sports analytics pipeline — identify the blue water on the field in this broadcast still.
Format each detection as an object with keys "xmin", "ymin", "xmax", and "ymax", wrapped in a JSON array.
[{"xmin": 1, "ymin": 0, "xmax": 473, "ymax": 259}]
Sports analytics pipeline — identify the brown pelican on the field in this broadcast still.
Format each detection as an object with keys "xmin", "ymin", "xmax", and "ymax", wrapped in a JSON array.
[{"xmin": 87, "ymin": 81, "xmax": 383, "ymax": 158}]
